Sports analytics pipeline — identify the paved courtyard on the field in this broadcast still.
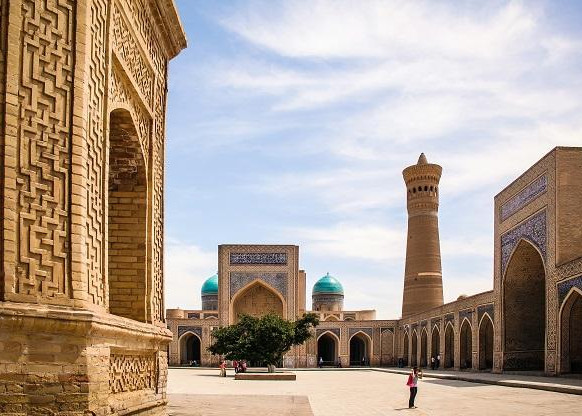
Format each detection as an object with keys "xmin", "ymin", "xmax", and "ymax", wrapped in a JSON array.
[{"xmin": 167, "ymin": 368, "xmax": 582, "ymax": 415}]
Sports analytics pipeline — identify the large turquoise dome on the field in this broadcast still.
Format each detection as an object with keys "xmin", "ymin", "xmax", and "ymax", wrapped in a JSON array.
[
  {"xmin": 313, "ymin": 273, "xmax": 344, "ymax": 295},
  {"xmin": 201, "ymin": 274, "xmax": 218, "ymax": 295}
]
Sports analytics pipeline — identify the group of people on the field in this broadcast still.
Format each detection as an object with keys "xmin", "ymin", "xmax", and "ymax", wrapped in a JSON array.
[{"xmin": 232, "ymin": 359, "xmax": 247, "ymax": 374}]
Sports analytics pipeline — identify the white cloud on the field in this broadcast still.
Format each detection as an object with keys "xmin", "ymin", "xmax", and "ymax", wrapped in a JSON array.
[
  {"xmin": 288, "ymin": 222, "xmax": 406, "ymax": 262},
  {"xmin": 164, "ymin": 241, "xmax": 217, "ymax": 310}
]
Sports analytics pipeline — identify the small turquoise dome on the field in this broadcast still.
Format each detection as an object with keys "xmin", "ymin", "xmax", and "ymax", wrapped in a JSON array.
[
  {"xmin": 201, "ymin": 274, "xmax": 218, "ymax": 295},
  {"xmin": 313, "ymin": 273, "xmax": 344, "ymax": 295}
]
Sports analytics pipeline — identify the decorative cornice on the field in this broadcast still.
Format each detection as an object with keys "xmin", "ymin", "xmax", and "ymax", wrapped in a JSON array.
[{"xmin": 151, "ymin": 0, "xmax": 187, "ymax": 59}]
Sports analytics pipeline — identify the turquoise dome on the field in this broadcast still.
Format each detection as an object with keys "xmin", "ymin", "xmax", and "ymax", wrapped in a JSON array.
[
  {"xmin": 313, "ymin": 273, "xmax": 344, "ymax": 295},
  {"xmin": 201, "ymin": 274, "xmax": 218, "ymax": 295}
]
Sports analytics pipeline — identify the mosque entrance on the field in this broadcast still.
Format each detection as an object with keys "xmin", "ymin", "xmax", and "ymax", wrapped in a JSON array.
[
  {"xmin": 503, "ymin": 240, "xmax": 545, "ymax": 371},
  {"xmin": 231, "ymin": 282, "xmax": 284, "ymax": 323},
  {"xmin": 560, "ymin": 289, "xmax": 582, "ymax": 373},
  {"xmin": 349, "ymin": 333, "xmax": 370, "ymax": 366},
  {"xmin": 460, "ymin": 320, "xmax": 472, "ymax": 369},
  {"xmin": 317, "ymin": 333, "xmax": 338, "ymax": 366},
  {"xmin": 479, "ymin": 315, "xmax": 494, "ymax": 370},
  {"xmin": 180, "ymin": 333, "xmax": 201, "ymax": 365},
  {"xmin": 444, "ymin": 323, "xmax": 454, "ymax": 368}
]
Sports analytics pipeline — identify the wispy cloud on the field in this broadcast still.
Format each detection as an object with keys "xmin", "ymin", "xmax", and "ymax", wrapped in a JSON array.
[
  {"xmin": 166, "ymin": 0, "xmax": 582, "ymax": 317},
  {"xmin": 165, "ymin": 241, "xmax": 216, "ymax": 310}
]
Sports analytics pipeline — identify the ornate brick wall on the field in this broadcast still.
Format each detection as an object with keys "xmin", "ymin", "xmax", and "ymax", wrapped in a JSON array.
[{"xmin": 0, "ymin": 0, "xmax": 186, "ymax": 414}]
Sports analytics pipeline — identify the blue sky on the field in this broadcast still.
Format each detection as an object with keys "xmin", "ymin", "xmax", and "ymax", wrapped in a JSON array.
[{"xmin": 164, "ymin": 0, "xmax": 582, "ymax": 318}]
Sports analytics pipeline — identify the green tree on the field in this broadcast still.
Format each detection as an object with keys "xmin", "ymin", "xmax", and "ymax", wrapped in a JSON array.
[{"xmin": 208, "ymin": 313, "xmax": 319, "ymax": 372}]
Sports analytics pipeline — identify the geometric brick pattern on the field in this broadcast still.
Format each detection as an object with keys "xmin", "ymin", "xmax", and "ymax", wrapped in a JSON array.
[
  {"xmin": 13, "ymin": 0, "xmax": 74, "ymax": 299},
  {"xmin": 85, "ymin": 0, "xmax": 108, "ymax": 306},
  {"xmin": 109, "ymin": 352, "xmax": 157, "ymax": 394}
]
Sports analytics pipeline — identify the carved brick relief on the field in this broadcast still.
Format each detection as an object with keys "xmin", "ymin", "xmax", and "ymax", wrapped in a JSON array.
[
  {"xmin": 109, "ymin": 352, "xmax": 157, "ymax": 394},
  {"xmin": 85, "ymin": 0, "xmax": 108, "ymax": 306},
  {"xmin": 13, "ymin": 0, "xmax": 75, "ymax": 299},
  {"xmin": 111, "ymin": 3, "xmax": 154, "ymax": 108}
]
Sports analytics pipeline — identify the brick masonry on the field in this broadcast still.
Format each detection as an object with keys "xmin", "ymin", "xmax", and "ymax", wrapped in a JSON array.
[{"xmin": 0, "ymin": 0, "xmax": 186, "ymax": 414}]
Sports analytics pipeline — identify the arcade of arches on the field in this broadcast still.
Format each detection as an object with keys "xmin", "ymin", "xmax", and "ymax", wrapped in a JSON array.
[{"xmin": 166, "ymin": 148, "xmax": 582, "ymax": 375}]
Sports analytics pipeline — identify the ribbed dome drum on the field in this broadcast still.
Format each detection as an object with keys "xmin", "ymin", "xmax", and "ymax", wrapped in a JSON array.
[
  {"xmin": 312, "ymin": 273, "xmax": 344, "ymax": 311},
  {"xmin": 201, "ymin": 274, "xmax": 218, "ymax": 310}
]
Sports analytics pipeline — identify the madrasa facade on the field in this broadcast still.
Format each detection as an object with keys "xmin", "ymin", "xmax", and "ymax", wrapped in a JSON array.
[{"xmin": 166, "ymin": 147, "xmax": 582, "ymax": 375}]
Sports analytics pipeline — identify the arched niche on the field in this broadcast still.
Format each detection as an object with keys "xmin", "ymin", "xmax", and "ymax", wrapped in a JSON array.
[
  {"xmin": 230, "ymin": 280, "xmax": 285, "ymax": 323},
  {"xmin": 420, "ymin": 328, "xmax": 428, "ymax": 367},
  {"xmin": 411, "ymin": 330, "xmax": 418, "ymax": 367},
  {"xmin": 460, "ymin": 319, "xmax": 472, "ymax": 369},
  {"xmin": 349, "ymin": 332, "xmax": 371, "ymax": 366},
  {"xmin": 431, "ymin": 325, "xmax": 441, "ymax": 362},
  {"xmin": 479, "ymin": 314, "xmax": 494, "ymax": 370},
  {"xmin": 317, "ymin": 331, "xmax": 339, "ymax": 366},
  {"xmin": 179, "ymin": 332, "xmax": 201, "ymax": 365},
  {"xmin": 560, "ymin": 288, "xmax": 582, "ymax": 374},
  {"xmin": 107, "ymin": 108, "xmax": 149, "ymax": 322},
  {"xmin": 503, "ymin": 239, "xmax": 545, "ymax": 371},
  {"xmin": 444, "ymin": 323, "xmax": 454, "ymax": 368}
]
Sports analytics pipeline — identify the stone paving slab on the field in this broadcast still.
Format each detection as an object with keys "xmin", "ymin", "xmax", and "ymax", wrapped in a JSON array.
[
  {"xmin": 375, "ymin": 368, "xmax": 582, "ymax": 395},
  {"xmin": 168, "ymin": 394, "xmax": 313, "ymax": 415},
  {"xmin": 168, "ymin": 368, "xmax": 582, "ymax": 415}
]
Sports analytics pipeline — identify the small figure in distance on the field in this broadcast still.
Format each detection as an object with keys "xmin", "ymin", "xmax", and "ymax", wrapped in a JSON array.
[
  {"xmin": 318, "ymin": 356, "xmax": 323, "ymax": 368},
  {"xmin": 406, "ymin": 366, "xmax": 423, "ymax": 409},
  {"xmin": 219, "ymin": 360, "xmax": 227, "ymax": 377},
  {"xmin": 431, "ymin": 356, "xmax": 435, "ymax": 370}
]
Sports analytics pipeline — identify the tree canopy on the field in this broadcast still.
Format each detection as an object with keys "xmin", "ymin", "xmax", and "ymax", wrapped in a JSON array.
[{"xmin": 208, "ymin": 313, "xmax": 319, "ymax": 368}]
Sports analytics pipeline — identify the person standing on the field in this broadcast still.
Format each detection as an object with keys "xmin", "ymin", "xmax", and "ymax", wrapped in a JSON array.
[
  {"xmin": 219, "ymin": 360, "xmax": 227, "ymax": 377},
  {"xmin": 319, "ymin": 356, "xmax": 323, "ymax": 368},
  {"xmin": 406, "ymin": 366, "xmax": 423, "ymax": 409},
  {"xmin": 436, "ymin": 354, "xmax": 441, "ymax": 369},
  {"xmin": 431, "ymin": 356, "xmax": 435, "ymax": 370}
]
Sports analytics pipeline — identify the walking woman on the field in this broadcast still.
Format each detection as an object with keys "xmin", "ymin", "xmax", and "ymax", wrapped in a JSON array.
[{"xmin": 406, "ymin": 366, "xmax": 423, "ymax": 409}]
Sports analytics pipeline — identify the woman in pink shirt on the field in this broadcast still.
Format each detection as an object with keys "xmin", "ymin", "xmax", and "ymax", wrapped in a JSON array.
[{"xmin": 406, "ymin": 366, "xmax": 423, "ymax": 408}]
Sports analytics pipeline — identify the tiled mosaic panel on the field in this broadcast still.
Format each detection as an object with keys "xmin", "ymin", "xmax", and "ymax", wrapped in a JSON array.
[
  {"xmin": 178, "ymin": 326, "xmax": 202, "ymax": 338},
  {"xmin": 109, "ymin": 353, "xmax": 156, "ymax": 394},
  {"xmin": 444, "ymin": 314, "xmax": 454, "ymax": 324},
  {"xmin": 316, "ymin": 328, "xmax": 340, "ymax": 339},
  {"xmin": 501, "ymin": 210, "xmax": 547, "ymax": 273},
  {"xmin": 229, "ymin": 252, "xmax": 287, "ymax": 265},
  {"xmin": 558, "ymin": 275, "xmax": 582, "ymax": 305},
  {"xmin": 349, "ymin": 327, "xmax": 373, "ymax": 339},
  {"xmin": 478, "ymin": 303, "xmax": 494, "ymax": 322},
  {"xmin": 500, "ymin": 175, "xmax": 547, "ymax": 221},
  {"xmin": 229, "ymin": 272, "xmax": 288, "ymax": 299},
  {"xmin": 459, "ymin": 309, "xmax": 473, "ymax": 323}
]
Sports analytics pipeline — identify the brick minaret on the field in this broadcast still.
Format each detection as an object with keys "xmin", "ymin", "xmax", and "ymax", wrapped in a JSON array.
[{"xmin": 401, "ymin": 153, "xmax": 444, "ymax": 317}]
